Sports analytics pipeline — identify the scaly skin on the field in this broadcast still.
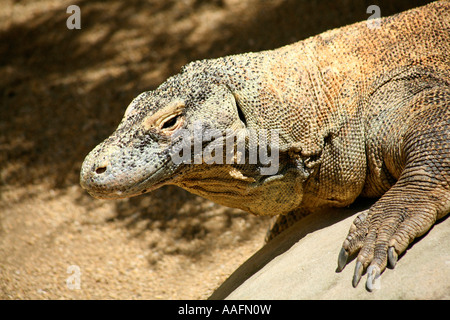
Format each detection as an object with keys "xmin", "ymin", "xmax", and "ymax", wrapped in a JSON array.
[{"xmin": 80, "ymin": 2, "xmax": 450, "ymax": 291}]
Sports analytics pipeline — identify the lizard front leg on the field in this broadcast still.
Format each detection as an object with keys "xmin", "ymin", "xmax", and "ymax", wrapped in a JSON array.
[
  {"xmin": 265, "ymin": 209, "xmax": 313, "ymax": 242},
  {"xmin": 337, "ymin": 88, "xmax": 450, "ymax": 291}
]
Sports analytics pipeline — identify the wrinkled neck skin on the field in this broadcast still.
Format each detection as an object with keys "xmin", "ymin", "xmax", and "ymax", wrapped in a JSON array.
[{"xmin": 80, "ymin": 44, "xmax": 339, "ymax": 216}]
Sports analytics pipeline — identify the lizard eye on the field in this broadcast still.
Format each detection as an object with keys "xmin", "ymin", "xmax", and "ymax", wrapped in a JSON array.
[
  {"xmin": 161, "ymin": 114, "xmax": 183, "ymax": 132},
  {"xmin": 234, "ymin": 97, "xmax": 247, "ymax": 127},
  {"xmin": 236, "ymin": 103, "xmax": 247, "ymax": 126}
]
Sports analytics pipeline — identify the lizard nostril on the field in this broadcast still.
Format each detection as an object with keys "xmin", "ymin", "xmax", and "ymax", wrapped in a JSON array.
[{"xmin": 95, "ymin": 166, "xmax": 107, "ymax": 174}]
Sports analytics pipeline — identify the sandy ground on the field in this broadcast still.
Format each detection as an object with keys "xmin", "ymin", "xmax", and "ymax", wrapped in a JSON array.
[{"xmin": 0, "ymin": 0, "xmax": 432, "ymax": 299}]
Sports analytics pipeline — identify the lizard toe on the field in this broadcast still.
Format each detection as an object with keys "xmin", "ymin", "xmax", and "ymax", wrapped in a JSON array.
[
  {"xmin": 388, "ymin": 246, "xmax": 398, "ymax": 268},
  {"xmin": 352, "ymin": 260, "xmax": 364, "ymax": 288},
  {"xmin": 336, "ymin": 211, "xmax": 369, "ymax": 272},
  {"xmin": 366, "ymin": 265, "xmax": 381, "ymax": 291},
  {"xmin": 336, "ymin": 247, "xmax": 349, "ymax": 272}
]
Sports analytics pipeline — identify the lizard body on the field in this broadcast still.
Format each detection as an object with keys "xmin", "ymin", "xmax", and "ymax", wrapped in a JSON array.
[{"xmin": 81, "ymin": 2, "xmax": 450, "ymax": 291}]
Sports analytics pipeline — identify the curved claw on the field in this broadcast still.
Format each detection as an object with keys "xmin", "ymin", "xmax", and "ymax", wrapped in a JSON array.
[
  {"xmin": 388, "ymin": 247, "xmax": 398, "ymax": 269},
  {"xmin": 366, "ymin": 265, "xmax": 381, "ymax": 291},
  {"xmin": 352, "ymin": 261, "xmax": 363, "ymax": 288},
  {"xmin": 336, "ymin": 247, "xmax": 349, "ymax": 272}
]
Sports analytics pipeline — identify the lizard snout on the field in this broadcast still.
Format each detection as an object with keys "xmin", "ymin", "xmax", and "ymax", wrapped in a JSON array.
[
  {"xmin": 79, "ymin": 142, "xmax": 128, "ymax": 199},
  {"xmin": 79, "ymin": 155, "xmax": 114, "ymax": 198},
  {"xmin": 80, "ymin": 140, "xmax": 173, "ymax": 199}
]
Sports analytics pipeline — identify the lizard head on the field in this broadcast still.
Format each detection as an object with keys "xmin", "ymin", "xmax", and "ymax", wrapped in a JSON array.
[
  {"xmin": 80, "ymin": 60, "xmax": 249, "ymax": 198},
  {"xmin": 80, "ymin": 58, "xmax": 306, "ymax": 215}
]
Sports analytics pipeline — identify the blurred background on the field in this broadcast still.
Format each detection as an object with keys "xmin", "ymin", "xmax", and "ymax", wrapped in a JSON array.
[{"xmin": 0, "ymin": 0, "xmax": 433, "ymax": 299}]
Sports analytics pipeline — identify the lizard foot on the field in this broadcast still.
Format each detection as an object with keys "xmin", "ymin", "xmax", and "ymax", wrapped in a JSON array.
[{"xmin": 336, "ymin": 197, "xmax": 441, "ymax": 291}]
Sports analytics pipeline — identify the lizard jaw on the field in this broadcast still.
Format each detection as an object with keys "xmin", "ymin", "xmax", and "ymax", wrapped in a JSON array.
[{"xmin": 80, "ymin": 172, "xmax": 172, "ymax": 200}]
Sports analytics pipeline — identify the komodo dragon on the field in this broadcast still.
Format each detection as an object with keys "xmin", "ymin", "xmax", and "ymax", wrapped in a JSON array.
[{"xmin": 80, "ymin": 2, "xmax": 450, "ymax": 291}]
